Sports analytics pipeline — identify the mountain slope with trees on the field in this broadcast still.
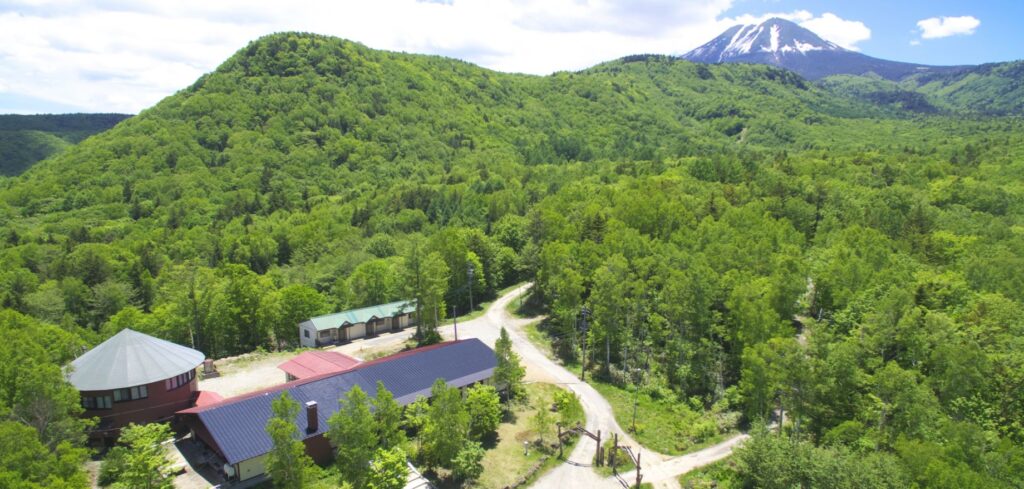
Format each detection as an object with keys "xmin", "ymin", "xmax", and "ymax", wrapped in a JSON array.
[
  {"xmin": 0, "ymin": 32, "xmax": 1022, "ymax": 487},
  {"xmin": 821, "ymin": 60, "xmax": 1024, "ymax": 116},
  {"xmin": 0, "ymin": 113, "xmax": 130, "ymax": 176}
]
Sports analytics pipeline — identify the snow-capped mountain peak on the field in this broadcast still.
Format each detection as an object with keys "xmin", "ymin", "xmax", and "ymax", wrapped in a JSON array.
[
  {"xmin": 685, "ymin": 18, "xmax": 844, "ymax": 63},
  {"xmin": 678, "ymin": 17, "xmax": 956, "ymax": 81}
]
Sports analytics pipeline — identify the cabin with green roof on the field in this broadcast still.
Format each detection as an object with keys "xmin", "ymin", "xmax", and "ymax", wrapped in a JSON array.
[{"xmin": 298, "ymin": 300, "xmax": 416, "ymax": 347}]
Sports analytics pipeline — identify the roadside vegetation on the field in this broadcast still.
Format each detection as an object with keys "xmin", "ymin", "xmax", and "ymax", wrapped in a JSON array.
[
  {"xmin": 524, "ymin": 318, "xmax": 739, "ymax": 456},
  {"xmin": 679, "ymin": 458, "xmax": 741, "ymax": 489}
]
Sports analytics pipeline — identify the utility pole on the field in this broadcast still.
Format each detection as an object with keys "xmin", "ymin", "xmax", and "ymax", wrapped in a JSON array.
[
  {"xmin": 452, "ymin": 304, "xmax": 458, "ymax": 341},
  {"xmin": 579, "ymin": 306, "xmax": 591, "ymax": 382},
  {"xmin": 467, "ymin": 263, "xmax": 475, "ymax": 313}
]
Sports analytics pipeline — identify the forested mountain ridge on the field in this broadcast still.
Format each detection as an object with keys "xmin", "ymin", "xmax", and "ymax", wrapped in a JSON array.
[
  {"xmin": 1, "ymin": 32, "xmax": 1024, "ymax": 487},
  {"xmin": 0, "ymin": 113, "xmax": 130, "ymax": 176}
]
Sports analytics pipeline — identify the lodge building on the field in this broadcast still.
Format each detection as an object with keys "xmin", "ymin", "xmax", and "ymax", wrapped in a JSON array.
[
  {"xmin": 298, "ymin": 300, "xmax": 416, "ymax": 348},
  {"xmin": 178, "ymin": 339, "xmax": 495, "ymax": 482}
]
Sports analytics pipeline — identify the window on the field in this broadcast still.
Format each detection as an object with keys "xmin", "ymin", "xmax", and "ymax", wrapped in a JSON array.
[
  {"xmin": 166, "ymin": 370, "xmax": 195, "ymax": 391},
  {"xmin": 113, "ymin": 384, "xmax": 149, "ymax": 402},
  {"xmin": 304, "ymin": 329, "xmax": 310, "ymax": 338},
  {"xmin": 81, "ymin": 395, "xmax": 112, "ymax": 410}
]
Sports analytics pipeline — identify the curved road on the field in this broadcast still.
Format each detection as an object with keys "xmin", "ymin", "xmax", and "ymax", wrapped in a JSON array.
[{"xmin": 335, "ymin": 284, "xmax": 745, "ymax": 488}]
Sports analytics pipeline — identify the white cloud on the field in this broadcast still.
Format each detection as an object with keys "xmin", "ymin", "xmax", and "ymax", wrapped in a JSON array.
[
  {"xmin": 0, "ymin": 1, "xmax": 869, "ymax": 113},
  {"xmin": 722, "ymin": 10, "xmax": 871, "ymax": 51},
  {"xmin": 916, "ymin": 15, "xmax": 980, "ymax": 39},
  {"xmin": 0, "ymin": 0, "xmax": 744, "ymax": 112},
  {"xmin": 801, "ymin": 13, "xmax": 871, "ymax": 50}
]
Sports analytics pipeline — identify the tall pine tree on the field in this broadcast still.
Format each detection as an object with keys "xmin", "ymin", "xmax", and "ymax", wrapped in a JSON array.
[{"xmin": 494, "ymin": 327, "xmax": 525, "ymax": 401}]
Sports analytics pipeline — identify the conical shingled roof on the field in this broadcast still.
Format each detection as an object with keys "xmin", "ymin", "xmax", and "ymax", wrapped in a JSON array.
[{"xmin": 68, "ymin": 329, "xmax": 205, "ymax": 391}]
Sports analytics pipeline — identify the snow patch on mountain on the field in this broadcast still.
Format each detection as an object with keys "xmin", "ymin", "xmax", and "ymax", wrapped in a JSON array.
[{"xmin": 794, "ymin": 40, "xmax": 822, "ymax": 53}]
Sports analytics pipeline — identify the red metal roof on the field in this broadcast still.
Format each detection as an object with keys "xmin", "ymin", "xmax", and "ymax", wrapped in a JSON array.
[
  {"xmin": 194, "ymin": 391, "xmax": 224, "ymax": 407},
  {"xmin": 277, "ymin": 350, "xmax": 362, "ymax": 380}
]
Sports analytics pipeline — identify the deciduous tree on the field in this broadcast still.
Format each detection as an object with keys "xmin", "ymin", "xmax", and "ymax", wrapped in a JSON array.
[
  {"xmin": 265, "ymin": 391, "xmax": 313, "ymax": 489},
  {"xmin": 421, "ymin": 379, "xmax": 468, "ymax": 469},
  {"xmin": 465, "ymin": 384, "xmax": 501, "ymax": 440},
  {"xmin": 327, "ymin": 385, "xmax": 376, "ymax": 487}
]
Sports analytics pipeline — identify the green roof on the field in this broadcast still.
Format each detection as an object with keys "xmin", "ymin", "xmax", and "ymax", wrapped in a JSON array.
[{"xmin": 305, "ymin": 300, "xmax": 416, "ymax": 332}]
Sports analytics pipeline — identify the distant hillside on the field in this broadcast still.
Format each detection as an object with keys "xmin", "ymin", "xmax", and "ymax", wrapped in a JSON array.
[
  {"xmin": 818, "ymin": 75, "xmax": 942, "ymax": 114},
  {"xmin": 0, "ymin": 113, "xmax": 131, "ymax": 175},
  {"xmin": 821, "ymin": 61, "xmax": 1024, "ymax": 115},
  {"xmin": 902, "ymin": 61, "xmax": 1024, "ymax": 115}
]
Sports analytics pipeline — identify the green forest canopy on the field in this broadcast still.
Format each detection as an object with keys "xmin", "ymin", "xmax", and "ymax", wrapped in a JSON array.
[{"xmin": 0, "ymin": 32, "xmax": 1022, "ymax": 487}]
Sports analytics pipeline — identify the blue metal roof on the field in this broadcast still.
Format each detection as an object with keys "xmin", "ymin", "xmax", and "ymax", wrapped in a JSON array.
[
  {"xmin": 305, "ymin": 300, "xmax": 416, "ymax": 332},
  {"xmin": 188, "ymin": 339, "xmax": 495, "ymax": 464}
]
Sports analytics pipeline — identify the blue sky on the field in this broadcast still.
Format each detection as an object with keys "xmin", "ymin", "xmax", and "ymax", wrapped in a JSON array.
[
  {"xmin": 0, "ymin": 0, "xmax": 1020, "ymax": 114},
  {"xmin": 728, "ymin": 0, "xmax": 1023, "ymax": 65}
]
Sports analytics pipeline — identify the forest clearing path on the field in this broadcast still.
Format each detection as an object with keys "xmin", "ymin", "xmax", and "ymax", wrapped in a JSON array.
[
  {"xmin": 489, "ymin": 285, "xmax": 750, "ymax": 488},
  {"xmin": 484, "ymin": 285, "xmax": 655, "ymax": 488}
]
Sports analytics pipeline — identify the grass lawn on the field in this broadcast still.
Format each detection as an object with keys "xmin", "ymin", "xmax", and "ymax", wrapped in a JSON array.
[
  {"xmin": 589, "ymin": 381, "xmax": 739, "ymax": 456},
  {"xmin": 504, "ymin": 286, "xmax": 545, "ymax": 319},
  {"xmin": 522, "ymin": 320, "xmax": 740, "ymax": 456},
  {"xmin": 471, "ymin": 382, "xmax": 580, "ymax": 488},
  {"xmin": 420, "ymin": 382, "xmax": 583, "ymax": 488},
  {"xmin": 678, "ymin": 457, "xmax": 742, "ymax": 489},
  {"xmin": 522, "ymin": 321, "xmax": 560, "ymax": 362}
]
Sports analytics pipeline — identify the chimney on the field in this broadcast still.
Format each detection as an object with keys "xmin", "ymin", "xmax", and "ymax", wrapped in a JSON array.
[{"xmin": 305, "ymin": 401, "xmax": 318, "ymax": 433}]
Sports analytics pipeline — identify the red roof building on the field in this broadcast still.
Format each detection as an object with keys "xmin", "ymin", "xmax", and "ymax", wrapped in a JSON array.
[
  {"xmin": 177, "ymin": 339, "xmax": 496, "ymax": 483},
  {"xmin": 194, "ymin": 391, "xmax": 225, "ymax": 408},
  {"xmin": 68, "ymin": 328, "xmax": 205, "ymax": 440},
  {"xmin": 277, "ymin": 351, "xmax": 361, "ymax": 381}
]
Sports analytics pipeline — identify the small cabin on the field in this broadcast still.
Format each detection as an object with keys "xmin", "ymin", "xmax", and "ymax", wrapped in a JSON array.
[{"xmin": 298, "ymin": 300, "xmax": 416, "ymax": 347}]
